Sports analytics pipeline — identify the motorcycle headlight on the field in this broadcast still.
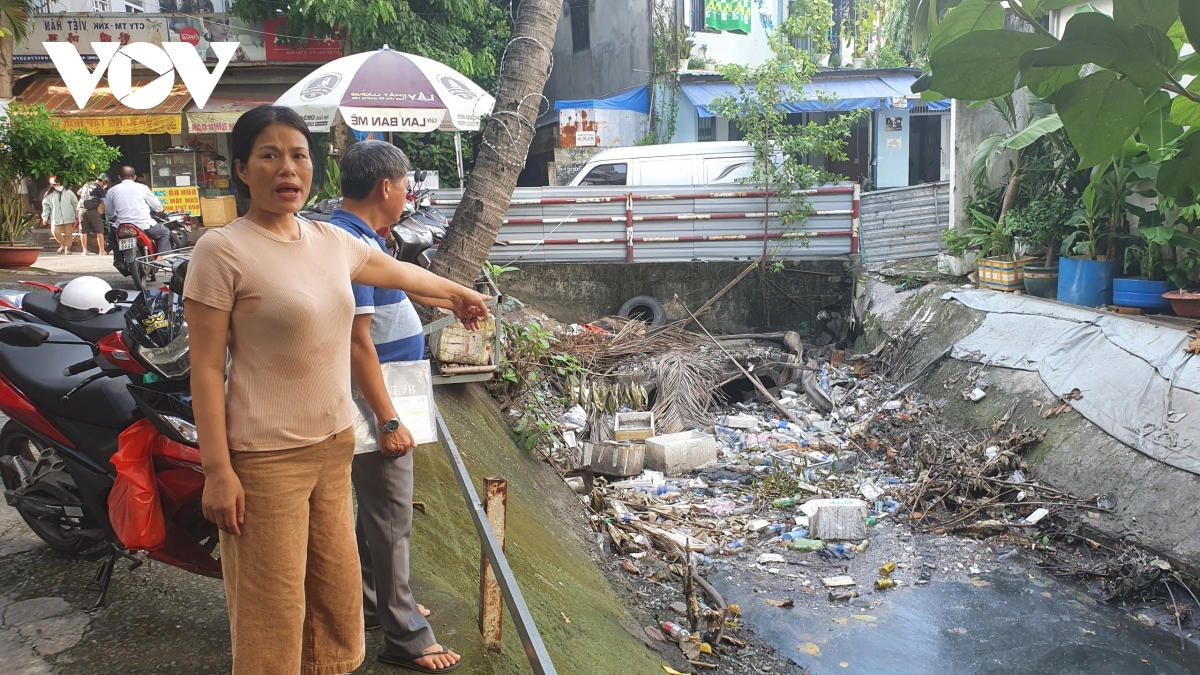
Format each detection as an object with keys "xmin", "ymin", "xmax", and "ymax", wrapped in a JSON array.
[
  {"xmin": 161, "ymin": 415, "xmax": 199, "ymax": 444},
  {"xmin": 135, "ymin": 323, "xmax": 190, "ymax": 379}
]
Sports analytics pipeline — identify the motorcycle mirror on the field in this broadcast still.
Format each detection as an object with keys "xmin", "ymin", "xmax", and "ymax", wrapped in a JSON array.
[
  {"xmin": 169, "ymin": 260, "xmax": 189, "ymax": 296},
  {"xmin": 413, "ymin": 170, "xmax": 427, "ymax": 183},
  {"xmin": 104, "ymin": 289, "xmax": 129, "ymax": 304},
  {"xmin": 0, "ymin": 324, "xmax": 50, "ymax": 347}
]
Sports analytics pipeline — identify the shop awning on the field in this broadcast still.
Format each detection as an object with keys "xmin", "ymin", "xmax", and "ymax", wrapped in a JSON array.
[
  {"xmin": 185, "ymin": 85, "xmax": 293, "ymax": 133},
  {"xmin": 19, "ymin": 78, "xmax": 190, "ymax": 135},
  {"xmin": 554, "ymin": 86, "xmax": 651, "ymax": 114},
  {"xmin": 681, "ymin": 74, "xmax": 949, "ymax": 117}
]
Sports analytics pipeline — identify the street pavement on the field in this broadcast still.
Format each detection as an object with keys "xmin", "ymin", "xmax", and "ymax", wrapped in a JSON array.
[{"xmin": 0, "ymin": 253, "xmax": 135, "ymax": 292}]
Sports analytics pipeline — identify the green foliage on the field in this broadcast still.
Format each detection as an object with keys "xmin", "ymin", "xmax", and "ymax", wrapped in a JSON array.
[
  {"xmin": 688, "ymin": 56, "xmax": 706, "ymax": 69},
  {"xmin": 707, "ymin": 15, "xmax": 860, "ymax": 258},
  {"xmin": 498, "ymin": 318, "xmax": 587, "ymax": 452},
  {"xmin": 865, "ymin": 46, "xmax": 909, "ymax": 68},
  {"xmin": 1004, "ymin": 193, "xmax": 1077, "ymax": 261},
  {"xmin": 909, "ymin": 0, "xmax": 965, "ymax": 54},
  {"xmin": 394, "ymin": 133, "xmax": 474, "ymax": 186},
  {"xmin": 0, "ymin": 192, "xmax": 35, "ymax": 244},
  {"xmin": 312, "ymin": 158, "xmax": 342, "ymax": 203},
  {"xmin": 483, "ymin": 260, "xmax": 519, "ymax": 281},
  {"xmin": 941, "ymin": 227, "xmax": 972, "ymax": 257},
  {"xmin": 0, "ymin": 103, "xmax": 120, "ymax": 189},
  {"xmin": 791, "ymin": 0, "xmax": 835, "ymax": 53},
  {"xmin": 646, "ymin": 1, "xmax": 683, "ymax": 145},
  {"xmin": 966, "ymin": 208, "xmax": 1012, "ymax": 260},
  {"xmin": 921, "ymin": 0, "xmax": 1200, "ymax": 190},
  {"xmin": 0, "ymin": 0, "xmax": 31, "ymax": 42}
]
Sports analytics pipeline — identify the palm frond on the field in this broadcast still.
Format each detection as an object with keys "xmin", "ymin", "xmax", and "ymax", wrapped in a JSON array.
[
  {"xmin": 0, "ymin": 0, "xmax": 31, "ymax": 44},
  {"xmin": 651, "ymin": 351, "xmax": 721, "ymax": 435}
]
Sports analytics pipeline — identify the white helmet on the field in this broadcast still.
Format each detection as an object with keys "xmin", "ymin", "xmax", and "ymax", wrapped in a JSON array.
[{"xmin": 59, "ymin": 276, "xmax": 114, "ymax": 314}]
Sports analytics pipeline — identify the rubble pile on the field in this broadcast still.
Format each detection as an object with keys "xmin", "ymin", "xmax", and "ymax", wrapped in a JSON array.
[{"xmin": 492, "ymin": 308, "xmax": 1198, "ymax": 671}]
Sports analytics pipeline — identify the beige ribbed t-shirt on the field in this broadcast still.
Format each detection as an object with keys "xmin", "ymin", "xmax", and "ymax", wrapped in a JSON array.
[{"xmin": 183, "ymin": 216, "xmax": 372, "ymax": 452}]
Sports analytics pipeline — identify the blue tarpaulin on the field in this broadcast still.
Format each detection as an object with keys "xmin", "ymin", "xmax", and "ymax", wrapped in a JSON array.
[
  {"xmin": 681, "ymin": 75, "xmax": 948, "ymax": 117},
  {"xmin": 554, "ymin": 86, "xmax": 651, "ymax": 114}
]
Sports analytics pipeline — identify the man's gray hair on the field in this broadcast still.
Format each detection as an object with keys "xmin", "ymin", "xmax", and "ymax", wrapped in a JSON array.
[{"xmin": 340, "ymin": 140, "xmax": 411, "ymax": 200}]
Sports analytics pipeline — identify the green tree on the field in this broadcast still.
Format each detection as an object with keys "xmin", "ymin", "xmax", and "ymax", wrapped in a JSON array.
[
  {"xmin": 916, "ymin": 0, "xmax": 1200, "ymax": 199},
  {"xmin": 707, "ymin": 16, "xmax": 861, "ymax": 269},
  {"xmin": 230, "ymin": 0, "xmax": 511, "ymax": 178},
  {"xmin": 0, "ymin": 104, "xmax": 120, "ymax": 188}
]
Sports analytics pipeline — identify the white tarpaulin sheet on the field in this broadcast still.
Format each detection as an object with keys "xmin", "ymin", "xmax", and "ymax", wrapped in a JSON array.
[{"xmin": 944, "ymin": 290, "xmax": 1200, "ymax": 475}]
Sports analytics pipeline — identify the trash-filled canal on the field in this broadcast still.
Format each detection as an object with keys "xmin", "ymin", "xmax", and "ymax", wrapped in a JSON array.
[{"xmin": 716, "ymin": 571, "xmax": 1200, "ymax": 674}]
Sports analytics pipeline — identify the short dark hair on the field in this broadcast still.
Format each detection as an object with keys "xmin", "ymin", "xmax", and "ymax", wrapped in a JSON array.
[
  {"xmin": 230, "ymin": 105, "xmax": 314, "ymax": 197},
  {"xmin": 340, "ymin": 141, "xmax": 410, "ymax": 201},
  {"xmin": 120, "ymin": 166, "xmax": 137, "ymax": 180}
]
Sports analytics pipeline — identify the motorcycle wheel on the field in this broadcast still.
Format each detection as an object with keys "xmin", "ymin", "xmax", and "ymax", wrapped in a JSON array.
[
  {"xmin": 130, "ymin": 245, "xmax": 155, "ymax": 291},
  {"xmin": 0, "ymin": 422, "xmax": 101, "ymax": 555}
]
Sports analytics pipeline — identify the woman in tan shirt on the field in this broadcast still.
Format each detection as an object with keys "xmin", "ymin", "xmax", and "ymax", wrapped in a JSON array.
[{"xmin": 182, "ymin": 105, "xmax": 488, "ymax": 675}]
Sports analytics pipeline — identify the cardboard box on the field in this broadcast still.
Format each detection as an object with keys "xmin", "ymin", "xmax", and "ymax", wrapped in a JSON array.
[{"xmin": 200, "ymin": 195, "xmax": 237, "ymax": 227}]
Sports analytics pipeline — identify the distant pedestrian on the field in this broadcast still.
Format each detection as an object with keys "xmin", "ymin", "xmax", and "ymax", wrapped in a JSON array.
[
  {"xmin": 78, "ymin": 175, "xmax": 109, "ymax": 256},
  {"xmin": 42, "ymin": 176, "xmax": 79, "ymax": 254}
]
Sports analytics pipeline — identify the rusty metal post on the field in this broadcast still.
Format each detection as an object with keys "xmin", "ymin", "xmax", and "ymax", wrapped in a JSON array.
[
  {"xmin": 624, "ymin": 192, "xmax": 635, "ymax": 263},
  {"xmin": 479, "ymin": 477, "xmax": 508, "ymax": 652}
]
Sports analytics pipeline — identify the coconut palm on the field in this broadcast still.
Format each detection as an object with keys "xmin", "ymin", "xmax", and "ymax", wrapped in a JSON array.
[{"xmin": 969, "ymin": 92, "xmax": 1064, "ymax": 224}]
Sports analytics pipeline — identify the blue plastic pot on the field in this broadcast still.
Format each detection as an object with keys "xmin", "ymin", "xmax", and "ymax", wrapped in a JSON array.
[
  {"xmin": 1113, "ymin": 278, "xmax": 1173, "ymax": 314},
  {"xmin": 1057, "ymin": 257, "xmax": 1118, "ymax": 308}
]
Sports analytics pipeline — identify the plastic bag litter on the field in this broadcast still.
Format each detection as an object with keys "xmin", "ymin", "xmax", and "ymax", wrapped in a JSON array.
[{"xmin": 108, "ymin": 419, "xmax": 166, "ymax": 551}]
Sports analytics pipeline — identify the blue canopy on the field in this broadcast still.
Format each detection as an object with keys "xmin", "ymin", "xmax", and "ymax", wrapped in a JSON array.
[
  {"xmin": 554, "ymin": 85, "xmax": 651, "ymax": 114},
  {"xmin": 681, "ymin": 75, "xmax": 948, "ymax": 117}
]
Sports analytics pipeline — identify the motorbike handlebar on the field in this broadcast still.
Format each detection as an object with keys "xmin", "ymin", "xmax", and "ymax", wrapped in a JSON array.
[{"xmin": 63, "ymin": 358, "xmax": 98, "ymax": 377}]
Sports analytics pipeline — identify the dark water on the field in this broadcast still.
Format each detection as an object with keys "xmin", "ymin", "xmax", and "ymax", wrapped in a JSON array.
[{"xmin": 717, "ymin": 572, "xmax": 1200, "ymax": 675}]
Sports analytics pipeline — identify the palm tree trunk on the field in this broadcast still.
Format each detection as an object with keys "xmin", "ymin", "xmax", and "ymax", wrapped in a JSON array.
[
  {"xmin": 428, "ymin": 0, "xmax": 559, "ymax": 286},
  {"xmin": 0, "ymin": 16, "xmax": 14, "ymax": 100}
]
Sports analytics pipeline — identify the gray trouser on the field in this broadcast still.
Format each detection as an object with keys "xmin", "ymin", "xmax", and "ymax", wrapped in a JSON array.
[
  {"xmin": 352, "ymin": 450, "xmax": 436, "ymax": 658},
  {"xmin": 145, "ymin": 222, "xmax": 171, "ymax": 253}
]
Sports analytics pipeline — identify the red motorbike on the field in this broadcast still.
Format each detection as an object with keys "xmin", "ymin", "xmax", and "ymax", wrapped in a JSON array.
[
  {"xmin": 0, "ymin": 260, "xmax": 217, "ymax": 606},
  {"xmin": 110, "ymin": 211, "xmax": 192, "ymax": 291}
]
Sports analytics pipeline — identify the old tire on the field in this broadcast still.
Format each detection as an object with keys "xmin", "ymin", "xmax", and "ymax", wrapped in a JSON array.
[{"xmin": 618, "ymin": 295, "xmax": 665, "ymax": 327}]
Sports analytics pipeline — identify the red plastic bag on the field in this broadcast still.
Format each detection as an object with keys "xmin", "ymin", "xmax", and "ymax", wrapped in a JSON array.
[{"xmin": 108, "ymin": 419, "xmax": 166, "ymax": 551}]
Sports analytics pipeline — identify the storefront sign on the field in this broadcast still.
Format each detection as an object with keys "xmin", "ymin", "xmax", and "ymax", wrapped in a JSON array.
[
  {"xmin": 20, "ymin": 14, "xmax": 341, "ymax": 66},
  {"xmin": 58, "ymin": 115, "xmax": 181, "ymax": 135},
  {"xmin": 153, "ymin": 186, "xmax": 201, "ymax": 215},
  {"xmin": 16, "ymin": 16, "xmax": 168, "ymax": 63},
  {"xmin": 187, "ymin": 112, "xmax": 240, "ymax": 133}
]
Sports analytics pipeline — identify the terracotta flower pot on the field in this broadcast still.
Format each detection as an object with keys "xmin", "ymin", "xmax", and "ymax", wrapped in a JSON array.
[
  {"xmin": 0, "ymin": 244, "xmax": 40, "ymax": 269},
  {"xmin": 1162, "ymin": 291, "xmax": 1200, "ymax": 318}
]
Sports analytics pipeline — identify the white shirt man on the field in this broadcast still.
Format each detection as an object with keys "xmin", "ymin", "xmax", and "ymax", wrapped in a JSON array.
[{"xmin": 103, "ymin": 168, "xmax": 171, "ymax": 253}]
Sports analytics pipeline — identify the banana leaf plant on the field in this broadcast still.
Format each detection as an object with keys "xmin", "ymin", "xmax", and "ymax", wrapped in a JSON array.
[{"xmin": 1139, "ymin": 226, "xmax": 1200, "ymax": 290}]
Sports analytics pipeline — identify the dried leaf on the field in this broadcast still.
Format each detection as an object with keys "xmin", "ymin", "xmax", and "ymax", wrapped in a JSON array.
[
  {"xmin": 662, "ymin": 667, "xmax": 686, "ymax": 675},
  {"xmin": 765, "ymin": 598, "xmax": 795, "ymax": 609},
  {"xmin": 972, "ymin": 580, "xmax": 991, "ymax": 587},
  {"xmin": 644, "ymin": 626, "xmax": 666, "ymax": 642},
  {"xmin": 851, "ymin": 614, "xmax": 877, "ymax": 622},
  {"xmin": 561, "ymin": 612, "xmax": 571, "ymax": 624},
  {"xmin": 832, "ymin": 617, "xmax": 848, "ymax": 625},
  {"xmin": 1041, "ymin": 592, "xmax": 1052, "ymax": 598},
  {"xmin": 621, "ymin": 560, "xmax": 641, "ymax": 575},
  {"xmin": 1185, "ymin": 336, "xmax": 1200, "ymax": 356},
  {"xmin": 652, "ymin": 351, "xmax": 720, "ymax": 434},
  {"xmin": 1062, "ymin": 388, "xmax": 1083, "ymax": 401},
  {"xmin": 1040, "ymin": 403, "xmax": 1072, "ymax": 419},
  {"xmin": 801, "ymin": 642, "xmax": 820, "ymax": 655}
]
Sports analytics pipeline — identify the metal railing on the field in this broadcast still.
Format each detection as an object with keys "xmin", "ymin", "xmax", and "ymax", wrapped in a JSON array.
[{"xmin": 435, "ymin": 411, "xmax": 557, "ymax": 674}]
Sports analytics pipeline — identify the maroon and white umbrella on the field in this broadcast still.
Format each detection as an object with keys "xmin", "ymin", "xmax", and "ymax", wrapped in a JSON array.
[{"xmin": 276, "ymin": 46, "xmax": 495, "ymax": 135}]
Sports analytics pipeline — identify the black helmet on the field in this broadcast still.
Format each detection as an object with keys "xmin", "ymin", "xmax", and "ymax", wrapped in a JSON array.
[{"xmin": 125, "ymin": 290, "xmax": 189, "ymax": 379}]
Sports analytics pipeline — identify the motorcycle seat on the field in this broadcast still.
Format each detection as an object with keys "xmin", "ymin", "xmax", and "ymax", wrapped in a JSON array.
[
  {"xmin": 20, "ymin": 290, "xmax": 166, "ymax": 345},
  {"xmin": 0, "ymin": 323, "xmax": 137, "ymax": 430}
]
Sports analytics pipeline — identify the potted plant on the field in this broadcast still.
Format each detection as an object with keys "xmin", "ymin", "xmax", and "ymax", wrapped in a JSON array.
[
  {"xmin": 698, "ymin": 44, "xmax": 716, "ymax": 71},
  {"xmin": 1116, "ymin": 218, "xmax": 1176, "ymax": 313},
  {"xmin": 792, "ymin": 0, "xmax": 833, "ymax": 66},
  {"xmin": 1150, "ymin": 225, "xmax": 1200, "ymax": 318},
  {"xmin": 1057, "ymin": 181, "xmax": 1120, "ymax": 307},
  {"xmin": 0, "ymin": 191, "xmax": 39, "ymax": 269},
  {"xmin": 967, "ymin": 209, "xmax": 1037, "ymax": 292},
  {"xmin": 687, "ymin": 55, "xmax": 705, "ymax": 71},
  {"xmin": 677, "ymin": 31, "xmax": 694, "ymax": 71},
  {"xmin": 1004, "ymin": 194, "xmax": 1075, "ymax": 299},
  {"xmin": 937, "ymin": 227, "xmax": 977, "ymax": 276},
  {"xmin": 851, "ymin": 39, "xmax": 867, "ymax": 69}
]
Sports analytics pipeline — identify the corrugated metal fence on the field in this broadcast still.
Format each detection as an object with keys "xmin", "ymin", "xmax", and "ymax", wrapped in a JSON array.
[
  {"xmin": 859, "ymin": 182, "xmax": 950, "ymax": 263},
  {"xmin": 430, "ymin": 184, "xmax": 857, "ymax": 264}
]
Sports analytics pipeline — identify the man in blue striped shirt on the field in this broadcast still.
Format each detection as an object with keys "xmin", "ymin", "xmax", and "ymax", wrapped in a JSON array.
[{"xmin": 332, "ymin": 141, "xmax": 462, "ymax": 673}]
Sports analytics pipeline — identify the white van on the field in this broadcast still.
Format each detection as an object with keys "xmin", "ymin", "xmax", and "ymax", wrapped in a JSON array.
[{"xmin": 567, "ymin": 141, "xmax": 756, "ymax": 187}]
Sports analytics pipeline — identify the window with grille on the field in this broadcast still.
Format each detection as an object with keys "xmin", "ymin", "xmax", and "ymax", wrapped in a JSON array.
[
  {"xmin": 691, "ymin": 0, "xmax": 707, "ymax": 30},
  {"xmin": 697, "ymin": 115, "xmax": 716, "ymax": 142},
  {"xmin": 569, "ymin": 0, "xmax": 590, "ymax": 53}
]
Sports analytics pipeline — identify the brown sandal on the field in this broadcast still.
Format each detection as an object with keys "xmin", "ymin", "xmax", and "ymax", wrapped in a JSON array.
[{"xmin": 377, "ymin": 647, "xmax": 461, "ymax": 673}]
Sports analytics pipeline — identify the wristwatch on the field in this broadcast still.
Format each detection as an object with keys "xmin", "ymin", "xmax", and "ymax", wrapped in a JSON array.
[{"xmin": 378, "ymin": 418, "xmax": 401, "ymax": 435}]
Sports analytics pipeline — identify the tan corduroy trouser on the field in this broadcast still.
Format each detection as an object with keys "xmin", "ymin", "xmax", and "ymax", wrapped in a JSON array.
[{"xmin": 220, "ymin": 430, "xmax": 365, "ymax": 675}]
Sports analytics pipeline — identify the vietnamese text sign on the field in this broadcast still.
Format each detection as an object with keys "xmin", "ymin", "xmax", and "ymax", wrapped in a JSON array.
[
  {"xmin": 153, "ymin": 186, "xmax": 200, "ymax": 215},
  {"xmin": 18, "ymin": 16, "xmax": 167, "ymax": 63},
  {"xmin": 58, "ymin": 114, "xmax": 181, "ymax": 135}
]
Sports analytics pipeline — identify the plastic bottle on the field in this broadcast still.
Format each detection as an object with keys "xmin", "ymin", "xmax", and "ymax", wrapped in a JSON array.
[
  {"xmin": 874, "ymin": 579, "xmax": 897, "ymax": 590},
  {"xmin": 866, "ymin": 516, "xmax": 878, "ymax": 527},
  {"xmin": 688, "ymin": 552, "xmax": 713, "ymax": 566},
  {"xmin": 721, "ymin": 539, "xmax": 746, "ymax": 556},
  {"xmin": 781, "ymin": 528, "xmax": 809, "ymax": 541},
  {"xmin": 854, "ymin": 539, "xmax": 871, "ymax": 554},
  {"xmin": 759, "ymin": 524, "xmax": 784, "ymax": 536},
  {"xmin": 772, "ymin": 497, "xmax": 797, "ymax": 508},
  {"xmin": 787, "ymin": 537, "xmax": 825, "ymax": 552},
  {"xmin": 828, "ymin": 589, "xmax": 857, "ymax": 601},
  {"xmin": 884, "ymin": 496, "xmax": 901, "ymax": 514},
  {"xmin": 879, "ymin": 561, "xmax": 896, "ymax": 577},
  {"xmin": 660, "ymin": 621, "xmax": 691, "ymax": 641},
  {"xmin": 827, "ymin": 543, "xmax": 853, "ymax": 556}
]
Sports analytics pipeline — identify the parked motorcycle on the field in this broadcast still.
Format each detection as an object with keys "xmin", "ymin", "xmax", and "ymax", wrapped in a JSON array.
[
  {"xmin": 0, "ymin": 278, "xmax": 160, "ymax": 344},
  {"xmin": 108, "ymin": 211, "xmax": 192, "ymax": 291},
  {"xmin": 0, "ymin": 261, "xmax": 216, "ymax": 607}
]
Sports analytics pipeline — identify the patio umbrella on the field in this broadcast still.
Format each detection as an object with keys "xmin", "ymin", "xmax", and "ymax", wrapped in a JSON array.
[{"xmin": 276, "ymin": 46, "xmax": 495, "ymax": 185}]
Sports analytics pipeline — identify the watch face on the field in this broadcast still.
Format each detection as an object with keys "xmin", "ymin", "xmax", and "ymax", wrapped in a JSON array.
[{"xmin": 381, "ymin": 419, "xmax": 400, "ymax": 433}]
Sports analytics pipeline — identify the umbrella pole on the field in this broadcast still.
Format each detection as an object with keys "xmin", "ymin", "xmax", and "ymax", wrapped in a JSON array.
[{"xmin": 454, "ymin": 132, "xmax": 464, "ymax": 190}]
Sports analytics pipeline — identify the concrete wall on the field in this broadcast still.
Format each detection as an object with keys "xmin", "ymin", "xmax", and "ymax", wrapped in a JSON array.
[
  {"xmin": 670, "ymin": 93, "xmax": 700, "ymax": 143},
  {"xmin": 873, "ymin": 106, "xmax": 909, "ymax": 189},
  {"xmin": 498, "ymin": 260, "xmax": 853, "ymax": 339},
  {"xmin": 858, "ymin": 281, "xmax": 1200, "ymax": 576},
  {"xmin": 950, "ymin": 98, "xmax": 1013, "ymax": 230},
  {"xmin": 544, "ymin": 0, "xmax": 654, "ymax": 106}
]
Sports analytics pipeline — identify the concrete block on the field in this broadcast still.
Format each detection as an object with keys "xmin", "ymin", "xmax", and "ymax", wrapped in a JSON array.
[
  {"xmin": 808, "ymin": 498, "xmax": 868, "ymax": 541},
  {"xmin": 721, "ymin": 414, "xmax": 760, "ymax": 430},
  {"xmin": 644, "ymin": 431, "xmax": 717, "ymax": 474}
]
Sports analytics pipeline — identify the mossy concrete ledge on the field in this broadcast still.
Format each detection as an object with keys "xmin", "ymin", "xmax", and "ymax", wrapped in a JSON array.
[{"xmin": 382, "ymin": 383, "xmax": 663, "ymax": 675}]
